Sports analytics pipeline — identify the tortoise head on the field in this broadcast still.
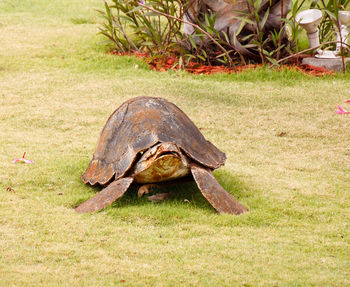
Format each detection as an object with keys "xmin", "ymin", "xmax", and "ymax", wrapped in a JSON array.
[{"xmin": 131, "ymin": 142, "xmax": 190, "ymax": 183}]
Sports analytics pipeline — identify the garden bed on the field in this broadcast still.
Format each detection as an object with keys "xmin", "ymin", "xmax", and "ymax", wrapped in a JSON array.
[{"xmin": 111, "ymin": 51, "xmax": 334, "ymax": 76}]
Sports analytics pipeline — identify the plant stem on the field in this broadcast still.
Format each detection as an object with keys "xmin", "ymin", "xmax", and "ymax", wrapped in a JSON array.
[
  {"xmin": 138, "ymin": 2, "xmax": 235, "ymax": 67},
  {"xmin": 274, "ymin": 40, "xmax": 350, "ymax": 67},
  {"xmin": 277, "ymin": 0, "xmax": 284, "ymax": 60}
]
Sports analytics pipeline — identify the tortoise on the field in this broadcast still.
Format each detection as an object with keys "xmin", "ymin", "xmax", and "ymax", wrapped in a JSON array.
[{"xmin": 75, "ymin": 97, "xmax": 247, "ymax": 214}]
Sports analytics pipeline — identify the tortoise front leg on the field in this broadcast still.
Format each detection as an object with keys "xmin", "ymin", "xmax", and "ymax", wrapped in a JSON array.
[
  {"xmin": 190, "ymin": 164, "xmax": 248, "ymax": 215},
  {"xmin": 137, "ymin": 184, "xmax": 162, "ymax": 197},
  {"xmin": 75, "ymin": 177, "xmax": 134, "ymax": 213}
]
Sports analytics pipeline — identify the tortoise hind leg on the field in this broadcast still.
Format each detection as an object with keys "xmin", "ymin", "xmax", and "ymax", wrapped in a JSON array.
[
  {"xmin": 190, "ymin": 164, "xmax": 248, "ymax": 215},
  {"xmin": 75, "ymin": 177, "xmax": 134, "ymax": 213}
]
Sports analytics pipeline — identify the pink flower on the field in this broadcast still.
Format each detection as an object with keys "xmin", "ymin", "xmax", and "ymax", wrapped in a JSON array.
[
  {"xmin": 12, "ymin": 152, "xmax": 35, "ymax": 164},
  {"xmin": 335, "ymin": 105, "xmax": 350, "ymax": 114},
  {"xmin": 345, "ymin": 100, "xmax": 350, "ymax": 103}
]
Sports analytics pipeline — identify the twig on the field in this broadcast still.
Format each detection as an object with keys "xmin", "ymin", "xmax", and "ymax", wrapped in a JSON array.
[
  {"xmin": 115, "ymin": 8, "xmax": 141, "ymax": 52},
  {"xmin": 276, "ymin": 0, "xmax": 284, "ymax": 60},
  {"xmin": 272, "ymin": 40, "xmax": 350, "ymax": 67},
  {"xmin": 338, "ymin": 21, "xmax": 346, "ymax": 73},
  {"xmin": 138, "ymin": 2, "xmax": 235, "ymax": 67}
]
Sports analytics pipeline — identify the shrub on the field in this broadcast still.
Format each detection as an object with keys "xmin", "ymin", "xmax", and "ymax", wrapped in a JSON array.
[{"xmin": 98, "ymin": 0, "xmax": 350, "ymax": 67}]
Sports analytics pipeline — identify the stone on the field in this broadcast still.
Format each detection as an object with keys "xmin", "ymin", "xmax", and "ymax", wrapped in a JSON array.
[{"xmin": 302, "ymin": 57, "xmax": 350, "ymax": 72}]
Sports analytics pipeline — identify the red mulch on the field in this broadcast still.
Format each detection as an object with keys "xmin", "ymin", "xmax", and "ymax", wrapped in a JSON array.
[{"xmin": 110, "ymin": 51, "xmax": 334, "ymax": 76}]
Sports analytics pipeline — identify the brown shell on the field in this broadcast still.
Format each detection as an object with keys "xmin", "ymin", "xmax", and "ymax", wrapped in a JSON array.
[{"xmin": 82, "ymin": 97, "xmax": 226, "ymax": 185}]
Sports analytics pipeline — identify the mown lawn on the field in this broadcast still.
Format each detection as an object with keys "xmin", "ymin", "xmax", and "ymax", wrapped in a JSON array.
[{"xmin": 0, "ymin": 0, "xmax": 349, "ymax": 286}]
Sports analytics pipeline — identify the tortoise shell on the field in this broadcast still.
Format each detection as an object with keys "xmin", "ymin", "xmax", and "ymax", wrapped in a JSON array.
[{"xmin": 82, "ymin": 97, "xmax": 226, "ymax": 185}]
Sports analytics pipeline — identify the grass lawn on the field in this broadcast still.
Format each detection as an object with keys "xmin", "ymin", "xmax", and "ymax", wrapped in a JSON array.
[{"xmin": 0, "ymin": 0, "xmax": 349, "ymax": 286}]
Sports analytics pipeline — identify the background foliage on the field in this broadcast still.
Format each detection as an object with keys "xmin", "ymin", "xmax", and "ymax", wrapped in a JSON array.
[{"xmin": 100, "ymin": 0, "xmax": 350, "ymax": 67}]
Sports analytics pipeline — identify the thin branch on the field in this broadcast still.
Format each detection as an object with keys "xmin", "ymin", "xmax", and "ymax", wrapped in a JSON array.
[
  {"xmin": 115, "ymin": 8, "xmax": 141, "ymax": 52},
  {"xmin": 138, "ymin": 2, "xmax": 235, "ymax": 67},
  {"xmin": 272, "ymin": 40, "xmax": 350, "ymax": 67},
  {"xmin": 276, "ymin": 0, "xmax": 283, "ymax": 60}
]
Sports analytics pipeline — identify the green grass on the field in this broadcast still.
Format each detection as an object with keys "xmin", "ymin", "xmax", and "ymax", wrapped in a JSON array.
[{"xmin": 0, "ymin": 0, "xmax": 349, "ymax": 286}]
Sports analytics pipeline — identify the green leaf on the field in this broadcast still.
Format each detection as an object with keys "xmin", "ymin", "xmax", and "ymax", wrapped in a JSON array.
[
  {"xmin": 255, "ymin": 0, "xmax": 263, "ymax": 10},
  {"xmin": 128, "ymin": 5, "xmax": 143, "ymax": 14},
  {"xmin": 267, "ymin": 57, "xmax": 279, "ymax": 66},
  {"xmin": 188, "ymin": 35, "xmax": 197, "ymax": 49},
  {"xmin": 260, "ymin": 7, "xmax": 270, "ymax": 30},
  {"xmin": 143, "ymin": 12, "xmax": 160, "ymax": 17}
]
